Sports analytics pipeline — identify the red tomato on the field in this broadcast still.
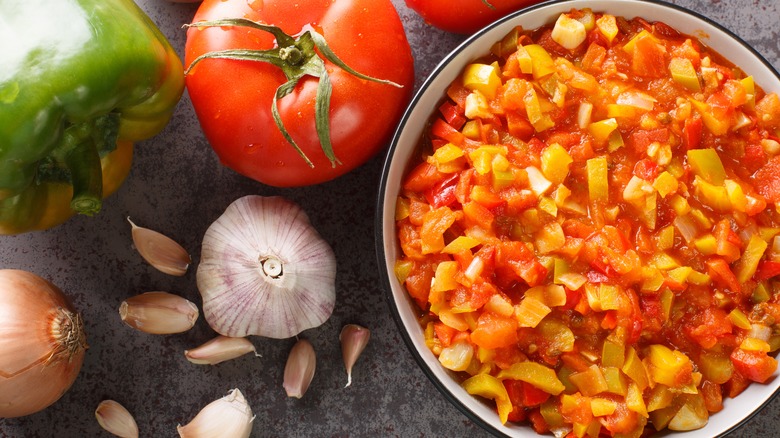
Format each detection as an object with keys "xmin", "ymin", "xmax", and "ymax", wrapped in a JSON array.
[
  {"xmin": 405, "ymin": 0, "xmax": 541, "ymax": 34},
  {"xmin": 185, "ymin": 0, "xmax": 414, "ymax": 187}
]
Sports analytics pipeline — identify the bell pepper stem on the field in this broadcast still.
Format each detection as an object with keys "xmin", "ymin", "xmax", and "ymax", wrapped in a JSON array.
[{"xmin": 65, "ymin": 140, "xmax": 103, "ymax": 216}]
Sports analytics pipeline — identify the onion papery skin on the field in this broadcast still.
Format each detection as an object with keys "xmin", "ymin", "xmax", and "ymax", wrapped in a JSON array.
[
  {"xmin": 0, "ymin": 269, "xmax": 87, "ymax": 418},
  {"xmin": 197, "ymin": 196, "xmax": 337, "ymax": 339}
]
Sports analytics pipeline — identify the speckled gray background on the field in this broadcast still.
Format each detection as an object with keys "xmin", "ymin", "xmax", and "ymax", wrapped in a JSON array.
[{"xmin": 0, "ymin": 0, "xmax": 778, "ymax": 437}]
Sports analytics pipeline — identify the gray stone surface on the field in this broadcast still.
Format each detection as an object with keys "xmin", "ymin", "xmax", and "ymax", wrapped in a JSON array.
[{"xmin": 0, "ymin": 0, "xmax": 778, "ymax": 437}]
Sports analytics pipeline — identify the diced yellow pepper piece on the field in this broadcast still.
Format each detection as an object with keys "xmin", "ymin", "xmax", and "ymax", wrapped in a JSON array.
[
  {"xmin": 667, "ymin": 266, "xmax": 693, "ymax": 284},
  {"xmin": 690, "ymin": 99, "xmax": 729, "ymax": 135},
  {"xmin": 735, "ymin": 233, "xmax": 768, "ymax": 283},
  {"xmin": 541, "ymin": 143, "xmax": 573, "ymax": 185},
  {"xmin": 649, "ymin": 252, "xmax": 680, "ymax": 270},
  {"xmin": 538, "ymin": 196, "xmax": 558, "ymax": 217},
  {"xmin": 461, "ymin": 120, "xmax": 481, "ymax": 139},
  {"xmin": 742, "ymin": 75, "xmax": 756, "ymax": 109},
  {"xmin": 523, "ymin": 87, "xmax": 555, "ymax": 132},
  {"xmin": 515, "ymin": 296, "xmax": 551, "ymax": 328},
  {"xmin": 603, "ymin": 367, "xmax": 628, "ymax": 396},
  {"xmin": 669, "ymin": 57, "xmax": 701, "ymax": 91},
  {"xmin": 432, "ymin": 261, "xmax": 460, "ymax": 292},
  {"xmin": 653, "ymin": 171, "xmax": 678, "ymax": 198},
  {"xmin": 393, "ymin": 260, "xmax": 413, "ymax": 284},
  {"xmin": 626, "ymin": 382, "xmax": 649, "ymax": 418},
  {"xmin": 646, "ymin": 344, "xmax": 693, "ymax": 388},
  {"xmin": 587, "ymin": 156, "xmax": 609, "ymax": 202},
  {"xmin": 591, "ymin": 398, "xmax": 617, "ymax": 416},
  {"xmin": 514, "ymin": 44, "xmax": 534, "ymax": 74},
  {"xmin": 687, "ymin": 270, "xmax": 711, "ymax": 286},
  {"xmin": 698, "ymin": 351, "xmax": 734, "ymax": 384},
  {"xmin": 569, "ymin": 364, "xmax": 609, "ymax": 396},
  {"xmin": 536, "ymin": 221, "xmax": 566, "ymax": 254},
  {"xmin": 497, "ymin": 361, "xmax": 566, "ymax": 395},
  {"xmin": 395, "ymin": 197, "xmax": 410, "ymax": 221},
  {"xmin": 670, "ymin": 194, "xmax": 691, "ymax": 216},
  {"xmin": 588, "ymin": 118, "xmax": 618, "ymax": 145},
  {"xmin": 646, "ymin": 384, "xmax": 674, "ymax": 412},
  {"xmin": 596, "ymin": 14, "xmax": 619, "ymax": 43},
  {"xmin": 754, "ymin": 282, "xmax": 771, "ymax": 303},
  {"xmin": 741, "ymin": 337, "xmax": 772, "ymax": 352},
  {"xmin": 524, "ymin": 44, "xmax": 556, "ymax": 79},
  {"xmin": 462, "ymin": 373, "xmax": 513, "ymax": 424},
  {"xmin": 540, "ymin": 399, "xmax": 566, "ymax": 428},
  {"xmin": 687, "ymin": 148, "xmax": 727, "ymax": 185},
  {"xmin": 729, "ymin": 309, "xmax": 753, "ymax": 330},
  {"xmin": 442, "ymin": 236, "xmax": 480, "ymax": 254},
  {"xmin": 602, "ymin": 338, "xmax": 625, "ymax": 368},
  {"xmin": 463, "ymin": 63, "xmax": 502, "ymax": 100},
  {"xmin": 693, "ymin": 233, "xmax": 717, "ymax": 255},
  {"xmin": 692, "ymin": 176, "xmax": 731, "ymax": 212},
  {"xmin": 655, "ymin": 226, "xmax": 675, "ymax": 251},
  {"xmin": 433, "ymin": 143, "xmax": 465, "ymax": 165},
  {"xmin": 622, "ymin": 347, "xmax": 649, "ymax": 390},
  {"xmin": 622, "ymin": 30, "xmax": 653, "ymax": 54}
]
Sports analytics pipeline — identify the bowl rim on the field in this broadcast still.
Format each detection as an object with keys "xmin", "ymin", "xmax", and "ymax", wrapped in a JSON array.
[{"xmin": 375, "ymin": 0, "xmax": 780, "ymax": 436}]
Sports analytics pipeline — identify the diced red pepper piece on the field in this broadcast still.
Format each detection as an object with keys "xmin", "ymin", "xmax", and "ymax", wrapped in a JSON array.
[
  {"xmin": 753, "ymin": 155, "xmax": 780, "ymax": 203},
  {"xmin": 706, "ymin": 257, "xmax": 741, "ymax": 293},
  {"xmin": 682, "ymin": 116, "xmax": 703, "ymax": 150},
  {"xmin": 431, "ymin": 118, "xmax": 466, "ymax": 145},
  {"xmin": 439, "ymin": 100, "xmax": 466, "ymax": 130},
  {"xmin": 434, "ymin": 322, "xmax": 458, "ymax": 348},
  {"xmin": 403, "ymin": 162, "xmax": 447, "ymax": 193},
  {"xmin": 756, "ymin": 261, "xmax": 780, "ymax": 281},
  {"xmin": 424, "ymin": 173, "xmax": 459, "ymax": 208}
]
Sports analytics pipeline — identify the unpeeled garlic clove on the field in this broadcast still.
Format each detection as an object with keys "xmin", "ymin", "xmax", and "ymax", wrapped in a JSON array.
[
  {"xmin": 185, "ymin": 336, "xmax": 258, "ymax": 365},
  {"xmin": 177, "ymin": 388, "xmax": 253, "ymax": 438},
  {"xmin": 283, "ymin": 338, "xmax": 316, "ymax": 399},
  {"xmin": 340, "ymin": 324, "xmax": 371, "ymax": 388},
  {"xmin": 119, "ymin": 292, "xmax": 199, "ymax": 334},
  {"xmin": 95, "ymin": 400, "xmax": 139, "ymax": 438},
  {"xmin": 129, "ymin": 217, "xmax": 191, "ymax": 276}
]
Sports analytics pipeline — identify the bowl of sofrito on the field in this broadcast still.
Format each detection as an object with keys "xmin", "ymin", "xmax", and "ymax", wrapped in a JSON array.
[{"xmin": 376, "ymin": 0, "xmax": 780, "ymax": 436}]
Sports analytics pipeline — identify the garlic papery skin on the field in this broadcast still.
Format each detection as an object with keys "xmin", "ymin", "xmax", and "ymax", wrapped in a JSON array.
[
  {"xmin": 283, "ymin": 338, "xmax": 316, "ymax": 399},
  {"xmin": 196, "ymin": 196, "xmax": 337, "ymax": 339},
  {"xmin": 184, "ymin": 336, "xmax": 258, "ymax": 365},
  {"xmin": 177, "ymin": 388, "xmax": 254, "ymax": 438},
  {"xmin": 119, "ymin": 292, "xmax": 199, "ymax": 334},
  {"xmin": 95, "ymin": 400, "xmax": 139, "ymax": 438},
  {"xmin": 128, "ymin": 217, "xmax": 191, "ymax": 276},
  {"xmin": 340, "ymin": 324, "xmax": 371, "ymax": 388}
]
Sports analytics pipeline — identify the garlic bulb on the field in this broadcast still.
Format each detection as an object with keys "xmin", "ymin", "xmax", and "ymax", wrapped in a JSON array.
[
  {"xmin": 177, "ymin": 388, "xmax": 253, "ymax": 438},
  {"xmin": 197, "ymin": 196, "xmax": 337, "ymax": 339}
]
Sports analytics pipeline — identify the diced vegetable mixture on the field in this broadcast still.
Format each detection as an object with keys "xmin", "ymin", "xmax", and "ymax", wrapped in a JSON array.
[{"xmin": 394, "ymin": 8, "xmax": 780, "ymax": 437}]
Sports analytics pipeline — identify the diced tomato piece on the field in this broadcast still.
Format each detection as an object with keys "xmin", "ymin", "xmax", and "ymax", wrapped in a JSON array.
[
  {"xmin": 581, "ymin": 42, "xmax": 607, "ymax": 72},
  {"xmin": 686, "ymin": 307, "xmax": 733, "ymax": 349},
  {"xmin": 470, "ymin": 311, "xmax": 519, "ymax": 349},
  {"xmin": 633, "ymin": 158, "xmax": 659, "ymax": 180},
  {"xmin": 731, "ymin": 348, "xmax": 778, "ymax": 383},
  {"xmin": 500, "ymin": 187, "xmax": 537, "ymax": 214},
  {"xmin": 701, "ymin": 380, "xmax": 724, "ymax": 413},
  {"xmin": 753, "ymin": 155, "xmax": 780, "ymax": 203},
  {"xmin": 560, "ymin": 392, "xmax": 593, "ymax": 425},
  {"xmin": 495, "ymin": 241, "xmax": 549, "ymax": 286},
  {"xmin": 632, "ymin": 34, "xmax": 667, "ymax": 78},
  {"xmin": 462, "ymin": 200, "xmax": 495, "ymax": 230},
  {"xmin": 629, "ymin": 128, "xmax": 669, "ymax": 154},
  {"xmin": 600, "ymin": 398, "xmax": 639, "ymax": 434},
  {"xmin": 420, "ymin": 207, "xmax": 459, "ymax": 254},
  {"xmin": 682, "ymin": 116, "xmax": 703, "ymax": 150},
  {"xmin": 744, "ymin": 141, "xmax": 768, "ymax": 173},
  {"xmin": 452, "ymin": 280, "xmax": 497, "ymax": 311},
  {"xmin": 505, "ymin": 110, "xmax": 535, "ymax": 140},
  {"xmin": 404, "ymin": 260, "xmax": 438, "ymax": 309},
  {"xmin": 434, "ymin": 322, "xmax": 458, "ymax": 348}
]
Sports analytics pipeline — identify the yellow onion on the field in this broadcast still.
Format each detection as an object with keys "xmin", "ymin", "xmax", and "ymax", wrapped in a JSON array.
[{"xmin": 0, "ymin": 269, "xmax": 87, "ymax": 418}]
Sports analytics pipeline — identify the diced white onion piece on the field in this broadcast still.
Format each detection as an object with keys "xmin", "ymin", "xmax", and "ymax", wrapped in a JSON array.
[
  {"xmin": 438, "ymin": 340, "xmax": 474, "ymax": 372},
  {"xmin": 750, "ymin": 323, "xmax": 772, "ymax": 341},
  {"xmin": 526, "ymin": 166, "xmax": 553, "ymax": 195},
  {"xmin": 577, "ymin": 102, "xmax": 593, "ymax": 129},
  {"xmin": 617, "ymin": 90, "xmax": 656, "ymax": 111},
  {"xmin": 674, "ymin": 215, "xmax": 699, "ymax": 243}
]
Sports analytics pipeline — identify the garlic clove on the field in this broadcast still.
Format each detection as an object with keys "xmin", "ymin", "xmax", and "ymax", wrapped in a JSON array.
[
  {"xmin": 128, "ymin": 217, "xmax": 191, "ymax": 276},
  {"xmin": 283, "ymin": 338, "xmax": 316, "ymax": 399},
  {"xmin": 119, "ymin": 292, "xmax": 199, "ymax": 334},
  {"xmin": 184, "ymin": 336, "xmax": 258, "ymax": 365},
  {"xmin": 196, "ymin": 196, "xmax": 337, "ymax": 339},
  {"xmin": 340, "ymin": 324, "xmax": 371, "ymax": 388},
  {"xmin": 95, "ymin": 400, "xmax": 139, "ymax": 438},
  {"xmin": 177, "ymin": 388, "xmax": 254, "ymax": 438}
]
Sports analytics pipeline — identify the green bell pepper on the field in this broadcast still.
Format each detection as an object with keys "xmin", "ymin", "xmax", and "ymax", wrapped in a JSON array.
[{"xmin": 0, "ymin": 0, "xmax": 184, "ymax": 235}]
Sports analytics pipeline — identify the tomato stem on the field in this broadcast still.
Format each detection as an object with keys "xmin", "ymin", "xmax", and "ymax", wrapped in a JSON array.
[{"xmin": 185, "ymin": 18, "xmax": 402, "ymax": 168}]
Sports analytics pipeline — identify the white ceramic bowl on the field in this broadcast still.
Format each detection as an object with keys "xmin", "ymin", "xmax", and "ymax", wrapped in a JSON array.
[{"xmin": 376, "ymin": 0, "xmax": 780, "ymax": 436}]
